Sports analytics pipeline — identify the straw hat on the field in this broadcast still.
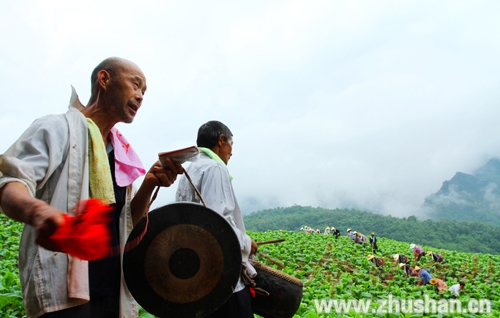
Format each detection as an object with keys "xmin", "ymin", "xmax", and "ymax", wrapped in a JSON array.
[
  {"xmin": 429, "ymin": 278, "xmax": 439, "ymax": 285},
  {"xmin": 392, "ymin": 254, "xmax": 399, "ymax": 262},
  {"xmin": 426, "ymin": 251, "xmax": 432, "ymax": 256},
  {"xmin": 398, "ymin": 263, "xmax": 405, "ymax": 268},
  {"xmin": 332, "ymin": 227, "xmax": 336, "ymax": 230},
  {"xmin": 347, "ymin": 228, "xmax": 351, "ymax": 232},
  {"xmin": 353, "ymin": 231, "xmax": 357, "ymax": 234},
  {"xmin": 410, "ymin": 244, "xmax": 416, "ymax": 249},
  {"xmin": 371, "ymin": 232, "xmax": 375, "ymax": 236},
  {"xmin": 414, "ymin": 266, "xmax": 421, "ymax": 271},
  {"xmin": 367, "ymin": 255, "xmax": 374, "ymax": 260}
]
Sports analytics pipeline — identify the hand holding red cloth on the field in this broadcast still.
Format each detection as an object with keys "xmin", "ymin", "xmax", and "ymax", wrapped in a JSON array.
[{"xmin": 49, "ymin": 199, "xmax": 113, "ymax": 261}]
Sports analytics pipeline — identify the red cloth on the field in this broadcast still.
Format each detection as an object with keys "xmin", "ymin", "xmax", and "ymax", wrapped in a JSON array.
[
  {"xmin": 249, "ymin": 287, "xmax": 256, "ymax": 298},
  {"xmin": 49, "ymin": 199, "xmax": 113, "ymax": 261}
]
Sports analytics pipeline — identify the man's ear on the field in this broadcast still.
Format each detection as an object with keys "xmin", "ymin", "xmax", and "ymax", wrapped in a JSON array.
[
  {"xmin": 97, "ymin": 70, "xmax": 111, "ymax": 90},
  {"xmin": 217, "ymin": 134, "xmax": 225, "ymax": 146}
]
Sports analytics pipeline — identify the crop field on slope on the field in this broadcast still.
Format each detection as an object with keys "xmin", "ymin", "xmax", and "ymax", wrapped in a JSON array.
[
  {"xmin": 1, "ymin": 211, "xmax": 499, "ymax": 318},
  {"xmin": 0, "ymin": 214, "xmax": 23, "ymax": 318},
  {"xmin": 249, "ymin": 230, "xmax": 500, "ymax": 318}
]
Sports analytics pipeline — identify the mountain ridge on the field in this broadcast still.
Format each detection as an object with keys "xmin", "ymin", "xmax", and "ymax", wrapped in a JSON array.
[{"xmin": 423, "ymin": 158, "xmax": 500, "ymax": 225}]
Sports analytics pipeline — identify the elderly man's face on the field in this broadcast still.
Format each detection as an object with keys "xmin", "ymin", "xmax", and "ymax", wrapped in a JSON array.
[
  {"xmin": 105, "ymin": 61, "xmax": 147, "ymax": 124},
  {"xmin": 219, "ymin": 136, "xmax": 233, "ymax": 165}
]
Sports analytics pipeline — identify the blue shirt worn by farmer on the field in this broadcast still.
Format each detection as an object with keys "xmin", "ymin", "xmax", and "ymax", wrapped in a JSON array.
[{"xmin": 419, "ymin": 269, "xmax": 432, "ymax": 285}]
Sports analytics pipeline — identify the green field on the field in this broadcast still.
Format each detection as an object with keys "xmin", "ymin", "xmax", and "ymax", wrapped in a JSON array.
[
  {"xmin": 1, "ymin": 213, "xmax": 499, "ymax": 317},
  {"xmin": 250, "ymin": 230, "xmax": 500, "ymax": 317}
]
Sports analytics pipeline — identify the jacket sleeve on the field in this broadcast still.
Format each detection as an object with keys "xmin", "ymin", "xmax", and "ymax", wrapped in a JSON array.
[{"xmin": 0, "ymin": 115, "xmax": 69, "ymax": 200}]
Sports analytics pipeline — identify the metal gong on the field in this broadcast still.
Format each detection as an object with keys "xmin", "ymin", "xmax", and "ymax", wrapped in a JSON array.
[{"xmin": 123, "ymin": 202, "xmax": 242, "ymax": 317}]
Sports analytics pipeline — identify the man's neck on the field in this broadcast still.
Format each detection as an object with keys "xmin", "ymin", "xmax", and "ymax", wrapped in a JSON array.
[{"xmin": 81, "ymin": 107, "xmax": 117, "ymax": 146}]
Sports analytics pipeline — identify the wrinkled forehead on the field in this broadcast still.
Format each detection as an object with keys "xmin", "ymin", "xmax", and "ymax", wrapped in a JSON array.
[{"xmin": 121, "ymin": 60, "xmax": 146, "ymax": 81}]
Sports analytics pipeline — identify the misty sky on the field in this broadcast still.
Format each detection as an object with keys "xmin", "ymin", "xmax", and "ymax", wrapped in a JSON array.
[{"xmin": 1, "ymin": 1, "xmax": 499, "ymax": 217}]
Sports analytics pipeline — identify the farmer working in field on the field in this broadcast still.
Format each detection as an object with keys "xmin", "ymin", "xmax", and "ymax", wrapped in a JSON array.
[
  {"xmin": 427, "ymin": 251, "xmax": 444, "ymax": 263},
  {"xmin": 353, "ymin": 232, "xmax": 363, "ymax": 244},
  {"xmin": 430, "ymin": 278, "xmax": 448, "ymax": 292},
  {"xmin": 367, "ymin": 255, "xmax": 384, "ymax": 268},
  {"xmin": 331, "ymin": 227, "xmax": 340, "ymax": 239},
  {"xmin": 449, "ymin": 282, "xmax": 466, "ymax": 298},
  {"xmin": 393, "ymin": 254, "xmax": 409, "ymax": 264},
  {"xmin": 359, "ymin": 232, "xmax": 368, "ymax": 244},
  {"xmin": 410, "ymin": 243, "xmax": 425, "ymax": 262},
  {"xmin": 415, "ymin": 266, "xmax": 432, "ymax": 285},
  {"xmin": 369, "ymin": 232, "xmax": 378, "ymax": 254},
  {"xmin": 399, "ymin": 263, "xmax": 418, "ymax": 277}
]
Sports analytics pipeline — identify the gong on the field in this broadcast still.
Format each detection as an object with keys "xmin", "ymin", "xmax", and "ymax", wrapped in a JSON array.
[{"xmin": 123, "ymin": 202, "xmax": 242, "ymax": 317}]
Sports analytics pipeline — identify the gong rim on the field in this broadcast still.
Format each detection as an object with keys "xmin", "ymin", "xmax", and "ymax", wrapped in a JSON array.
[{"xmin": 123, "ymin": 202, "xmax": 242, "ymax": 318}]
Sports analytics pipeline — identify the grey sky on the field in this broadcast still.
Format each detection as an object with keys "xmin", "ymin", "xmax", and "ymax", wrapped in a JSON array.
[{"xmin": 1, "ymin": 1, "xmax": 499, "ymax": 217}]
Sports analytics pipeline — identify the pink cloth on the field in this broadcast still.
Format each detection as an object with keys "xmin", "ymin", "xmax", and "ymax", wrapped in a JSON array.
[
  {"xmin": 109, "ymin": 127, "xmax": 146, "ymax": 186},
  {"xmin": 414, "ymin": 245, "xmax": 424, "ymax": 255}
]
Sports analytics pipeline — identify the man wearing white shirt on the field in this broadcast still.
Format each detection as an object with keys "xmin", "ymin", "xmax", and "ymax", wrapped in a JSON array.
[
  {"xmin": 0, "ymin": 57, "xmax": 182, "ymax": 318},
  {"xmin": 449, "ymin": 282, "xmax": 465, "ymax": 298},
  {"xmin": 175, "ymin": 120, "xmax": 257, "ymax": 318}
]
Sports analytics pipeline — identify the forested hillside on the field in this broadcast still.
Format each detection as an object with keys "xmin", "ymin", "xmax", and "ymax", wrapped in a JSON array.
[
  {"xmin": 244, "ymin": 205, "xmax": 500, "ymax": 255},
  {"xmin": 424, "ymin": 158, "xmax": 500, "ymax": 226}
]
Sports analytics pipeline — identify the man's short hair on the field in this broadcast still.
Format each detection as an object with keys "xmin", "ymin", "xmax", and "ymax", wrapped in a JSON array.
[
  {"xmin": 90, "ymin": 57, "xmax": 125, "ymax": 96},
  {"xmin": 197, "ymin": 121, "xmax": 233, "ymax": 148},
  {"xmin": 460, "ymin": 282, "xmax": 466, "ymax": 287}
]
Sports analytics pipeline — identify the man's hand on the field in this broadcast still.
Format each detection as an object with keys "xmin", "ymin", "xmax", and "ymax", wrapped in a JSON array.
[
  {"xmin": 0, "ymin": 182, "xmax": 65, "ymax": 251},
  {"xmin": 250, "ymin": 239, "xmax": 258, "ymax": 256},
  {"xmin": 131, "ymin": 158, "xmax": 184, "ymax": 226},
  {"xmin": 30, "ymin": 202, "xmax": 65, "ymax": 251},
  {"xmin": 145, "ymin": 159, "xmax": 184, "ymax": 188}
]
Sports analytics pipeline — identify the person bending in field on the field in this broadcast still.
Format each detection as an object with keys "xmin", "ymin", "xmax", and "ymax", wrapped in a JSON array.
[
  {"xmin": 430, "ymin": 278, "xmax": 448, "ymax": 292},
  {"xmin": 415, "ymin": 266, "xmax": 432, "ymax": 285},
  {"xmin": 449, "ymin": 282, "xmax": 465, "ymax": 299},
  {"xmin": 359, "ymin": 232, "xmax": 368, "ymax": 244},
  {"xmin": 324, "ymin": 226, "xmax": 330, "ymax": 235},
  {"xmin": 410, "ymin": 243, "xmax": 425, "ymax": 262},
  {"xmin": 331, "ymin": 227, "xmax": 340, "ymax": 239},
  {"xmin": 347, "ymin": 228, "xmax": 354, "ymax": 240},
  {"xmin": 399, "ymin": 263, "xmax": 418, "ymax": 277},
  {"xmin": 353, "ymin": 232, "xmax": 363, "ymax": 244},
  {"xmin": 367, "ymin": 255, "xmax": 384, "ymax": 268},
  {"xmin": 393, "ymin": 254, "xmax": 409, "ymax": 264},
  {"xmin": 427, "ymin": 251, "xmax": 444, "ymax": 263}
]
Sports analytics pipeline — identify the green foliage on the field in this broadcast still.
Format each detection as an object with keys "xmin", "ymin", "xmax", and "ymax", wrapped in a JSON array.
[
  {"xmin": 2, "ymin": 213, "xmax": 499, "ymax": 318},
  {"xmin": 0, "ymin": 214, "xmax": 24, "ymax": 317},
  {"xmin": 249, "ymin": 230, "xmax": 500, "ymax": 318},
  {"xmin": 243, "ymin": 205, "xmax": 500, "ymax": 254}
]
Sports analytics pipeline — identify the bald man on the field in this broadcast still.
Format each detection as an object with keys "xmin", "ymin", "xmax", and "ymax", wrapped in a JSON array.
[{"xmin": 0, "ymin": 57, "xmax": 183, "ymax": 318}]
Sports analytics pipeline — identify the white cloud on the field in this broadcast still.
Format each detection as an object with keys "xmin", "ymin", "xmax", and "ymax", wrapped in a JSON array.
[{"xmin": 1, "ymin": 0, "xmax": 500, "ymax": 217}]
